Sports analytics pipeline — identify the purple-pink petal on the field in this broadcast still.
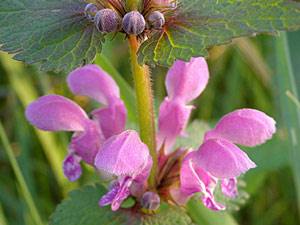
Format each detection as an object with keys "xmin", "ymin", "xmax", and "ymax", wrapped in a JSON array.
[
  {"xmin": 180, "ymin": 151, "xmax": 225, "ymax": 210},
  {"xmin": 133, "ymin": 156, "xmax": 153, "ymax": 183},
  {"xmin": 62, "ymin": 152, "xmax": 82, "ymax": 182},
  {"xmin": 94, "ymin": 130, "xmax": 150, "ymax": 176},
  {"xmin": 92, "ymin": 98, "xmax": 127, "ymax": 139},
  {"xmin": 170, "ymin": 188, "xmax": 191, "ymax": 206},
  {"xmin": 201, "ymin": 190, "xmax": 226, "ymax": 211},
  {"xmin": 67, "ymin": 64, "xmax": 120, "ymax": 105},
  {"xmin": 180, "ymin": 152, "xmax": 217, "ymax": 196},
  {"xmin": 98, "ymin": 185, "xmax": 130, "ymax": 210},
  {"xmin": 204, "ymin": 109, "xmax": 276, "ymax": 146},
  {"xmin": 129, "ymin": 156, "xmax": 152, "ymax": 197},
  {"xmin": 157, "ymin": 98, "xmax": 193, "ymax": 154},
  {"xmin": 196, "ymin": 139, "xmax": 256, "ymax": 179},
  {"xmin": 25, "ymin": 95, "xmax": 88, "ymax": 132},
  {"xmin": 165, "ymin": 57, "xmax": 209, "ymax": 104},
  {"xmin": 221, "ymin": 178, "xmax": 238, "ymax": 198},
  {"xmin": 99, "ymin": 176, "xmax": 131, "ymax": 211},
  {"xmin": 69, "ymin": 120, "xmax": 103, "ymax": 165}
]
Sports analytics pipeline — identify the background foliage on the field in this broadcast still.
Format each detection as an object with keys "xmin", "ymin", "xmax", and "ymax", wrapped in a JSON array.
[{"xmin": 0, "ymin": 29, "xmax": 300, "ymax": 224}]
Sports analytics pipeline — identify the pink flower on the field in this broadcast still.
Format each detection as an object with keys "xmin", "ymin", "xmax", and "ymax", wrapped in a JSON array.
[
  {"xmin": 95, "ymin": 130, "xmax": 152, "ymax": 211},
  {"xmin": 157, "ymin": 57, "xmax": 276, "ymax": 210},
  {"xmin": 157, "ymin": 57, "xmax": 209, "ymax": 154},
  {"xmin": 25, "ymin": 57, "xmax": 277, "ymax": 213},
  {"xmin": 178, "ymin": 109, "xmax": 276, "ymax": 210},
  {"xmin": 25, "ymin": 65, "xmax": 127, "ymax": 182}
]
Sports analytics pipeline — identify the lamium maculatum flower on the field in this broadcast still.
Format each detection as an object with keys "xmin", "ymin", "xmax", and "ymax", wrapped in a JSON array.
[
  {"xmin": 25, "ymin": 65, "xmax": 127, "ymax": 182},
  {"xmin": 25, "ymin": 56, "xmax": 276, "ymax": 214},
  {"xmin": 157, "ymin": 57, "xmax": 209, "ymax": 154},
  {"xmin": 176, "ymin": 108, "xmax": 275, "ymax": 210},
  {"xmin": 95, "ymin": 130, "xmax": 152, "ymax": 211}
]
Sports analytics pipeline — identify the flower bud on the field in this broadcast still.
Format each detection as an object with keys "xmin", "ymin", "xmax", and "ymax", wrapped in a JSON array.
[
  {"xmin": 84, "ymin": 3, "xmax": 99, "ymax": 20},
  {"xmin": 148, "ymin": 11, "xmax": 165, "ymax": 29},
  {"xmin": 94, "ymin": 9, "xmax": 120, "ymax": 33},
  {"xmin": 140, "ymin": 191, "xmax": 161, "ymax": 211},
  {"xmin": 122, "ymin": 11, "xmax": 145, "ymax": 35}
]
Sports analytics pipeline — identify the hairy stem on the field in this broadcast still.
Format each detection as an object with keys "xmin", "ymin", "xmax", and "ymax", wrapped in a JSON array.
[{"xmin": 128, "ymin": 35, "xmax": 157, "ymax": 189}]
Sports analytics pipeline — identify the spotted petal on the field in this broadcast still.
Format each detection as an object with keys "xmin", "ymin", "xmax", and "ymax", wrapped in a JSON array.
[
  {"xmin": 180, "ymin": 152, "xmax": 217, "ymax": 196},
  {"xmin": 221, "ymin": 178, "xmax": 238, "ymax": 198},
  {"xmin": 180, "ymin": 151, "xmax": 225, "ymax": 210},
  {"xmin": 62, "ymin": 152, "xmax": 82, "ymax": 182}
]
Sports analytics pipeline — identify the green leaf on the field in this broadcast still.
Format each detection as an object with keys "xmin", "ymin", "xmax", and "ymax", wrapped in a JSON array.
[
  {"xmin": 0, "ymin": 0, "xmax": 103, "ymax": 73},
  {"xmin": 50, "ymin": 183, "xmax": 193, "ymax": 225},
  {"xmin": 187, "ymin": 199, "xmax": 238, "ymax": 225},
  {"xmin": 138, "ymin": 0, "xmax": 300, "ymax": 67}
]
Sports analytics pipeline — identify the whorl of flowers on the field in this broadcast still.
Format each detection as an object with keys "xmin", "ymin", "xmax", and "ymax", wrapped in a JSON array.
[{"xmin": 25, "ymin": 57, "xmax": 276, "ymax": 212}]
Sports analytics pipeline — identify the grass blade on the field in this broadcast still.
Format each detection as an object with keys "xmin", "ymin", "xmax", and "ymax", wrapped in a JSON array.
[
  {"xmin": 286, "ymin": 91, "xmax": 300, "ymax": 110},
  {"xmin": 187, "ymin": 199, "xmax": 238, "ymax": 225},
  {"xmin": 275, "ymin": 32, "xmax": 300, "ymax": 218},
  {"xmin": 0, "ymin": 122, "xmax": 44, "ymax": 225},
  {"xmin": 0, "ymin": 202, "xmax": 8, "ymax": 225},
  {"xmin": 0, "ymin": 52, "xmax": 78, "ymax": 194}
]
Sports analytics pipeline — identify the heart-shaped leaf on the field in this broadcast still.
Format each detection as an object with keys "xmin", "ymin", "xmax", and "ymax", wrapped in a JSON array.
[{"xmin": 0, "ymin": 0, "xmax": 103, "ymax": 73}]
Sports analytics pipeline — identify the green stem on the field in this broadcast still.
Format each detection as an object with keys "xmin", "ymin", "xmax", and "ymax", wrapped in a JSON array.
[
  {"xmin": 0, "ymin": 122, "xmax": 44, "ymax": 225},
  {"xmin": 128, "ymin": 35, "xmax": 157, "ymax": 189}
]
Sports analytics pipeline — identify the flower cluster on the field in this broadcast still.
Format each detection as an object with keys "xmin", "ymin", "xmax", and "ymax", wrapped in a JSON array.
[{"xmin": 25, "ymin": 57, "xmax": 275, "ymax": 212}]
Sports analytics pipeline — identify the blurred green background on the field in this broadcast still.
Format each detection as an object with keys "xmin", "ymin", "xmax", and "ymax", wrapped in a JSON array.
[{"xmin": 0, "ymin": 30, "xmax": 300, "ymax": 225}]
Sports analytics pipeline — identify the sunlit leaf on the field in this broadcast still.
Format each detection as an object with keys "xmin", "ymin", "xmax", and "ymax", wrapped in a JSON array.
[{"xmin": 138, "ymin": 0, "xmax": 300, "ymax": 67}]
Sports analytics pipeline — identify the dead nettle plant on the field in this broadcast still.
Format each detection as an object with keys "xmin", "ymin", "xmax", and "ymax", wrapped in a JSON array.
[{"xmin": 0, "ymin": 0, "xmax": 300, "ymax": 224}]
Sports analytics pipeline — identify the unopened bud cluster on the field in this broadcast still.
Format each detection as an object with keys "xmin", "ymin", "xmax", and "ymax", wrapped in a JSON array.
[{"xmin": 84, "ymin": 3, "xmax": 165, "ymax": 35}]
